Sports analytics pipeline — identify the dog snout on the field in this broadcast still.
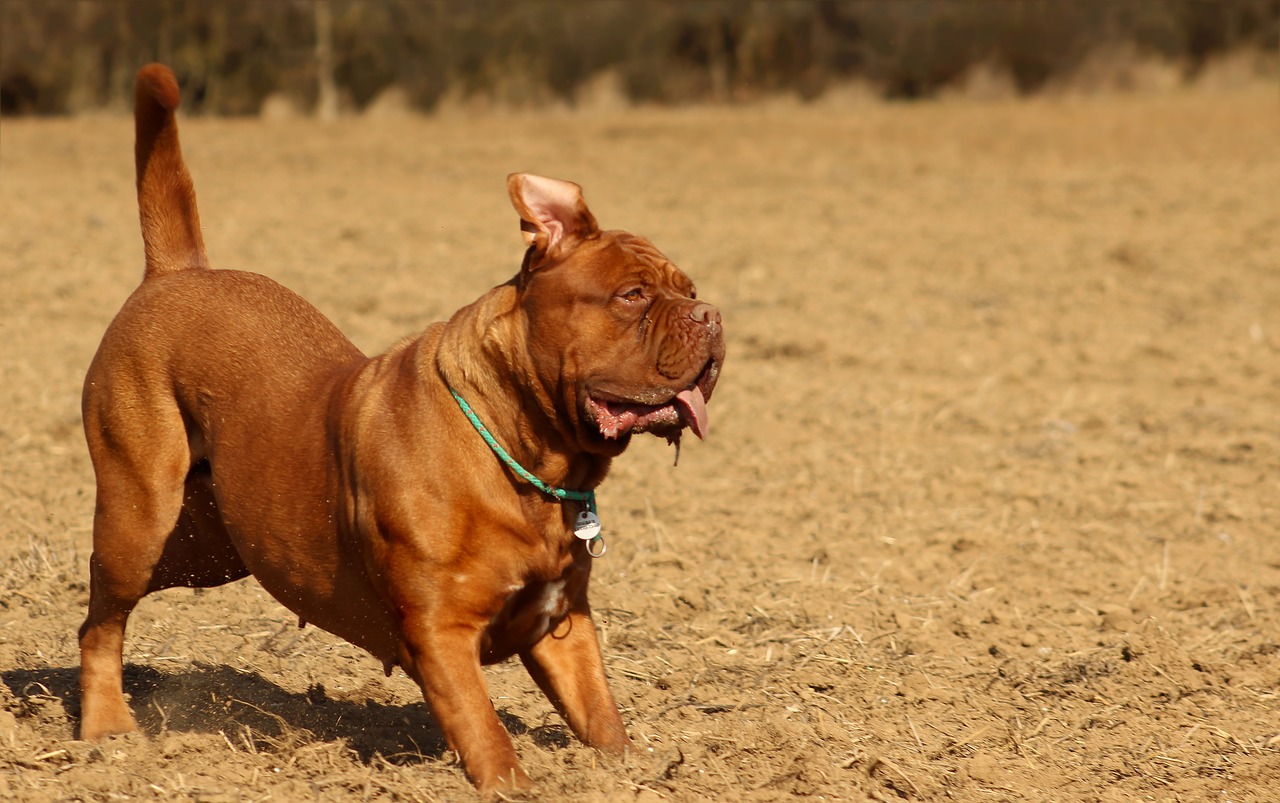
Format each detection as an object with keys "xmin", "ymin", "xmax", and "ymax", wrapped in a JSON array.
[
  {"xmin": 689, "ymin": 301, "xmax": 724, "ymax": 381},
  {"xmin": 689, "ymin": 302, "xmax": 721, "ymax": 328}
]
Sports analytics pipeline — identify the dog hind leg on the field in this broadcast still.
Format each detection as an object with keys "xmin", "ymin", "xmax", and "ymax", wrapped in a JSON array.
[{"xmin": 78, "ymin": 403, "xmax": 193, "ymax": 739}]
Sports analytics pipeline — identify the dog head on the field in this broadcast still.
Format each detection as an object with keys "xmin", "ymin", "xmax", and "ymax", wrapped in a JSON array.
[{"xmin": 508, "ymin": 174, "xmax": 724, "ymax": 455}]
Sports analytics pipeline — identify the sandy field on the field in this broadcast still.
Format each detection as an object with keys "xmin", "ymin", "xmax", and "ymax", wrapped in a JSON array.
[{"xmin": 2, "ymin": 88, "xmax": 1279, "ymax": 801}]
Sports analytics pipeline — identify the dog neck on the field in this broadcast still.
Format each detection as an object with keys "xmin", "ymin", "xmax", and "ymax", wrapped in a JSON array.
[{"xmin": 433, "ymin": 285, "xmax": 610, "ymax": 495}]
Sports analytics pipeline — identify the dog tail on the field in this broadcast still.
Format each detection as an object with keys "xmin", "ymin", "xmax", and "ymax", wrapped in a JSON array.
[{"xmin": 134, "ymin": 63, "xmax": 209, "ymax": 279}]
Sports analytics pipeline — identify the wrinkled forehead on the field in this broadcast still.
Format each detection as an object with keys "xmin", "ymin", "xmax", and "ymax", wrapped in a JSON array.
[{"xmin": 602, "ymin": 231, "xmax": 696, "ymax": 293}]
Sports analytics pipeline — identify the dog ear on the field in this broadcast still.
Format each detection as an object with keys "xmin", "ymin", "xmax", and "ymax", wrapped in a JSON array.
[{"xmin": 507, "ymin": 173, "xmax": 599, "ymax": 258}]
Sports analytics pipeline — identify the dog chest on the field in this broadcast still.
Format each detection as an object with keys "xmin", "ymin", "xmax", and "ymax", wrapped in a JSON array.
[{"xmin": 478, "ymin": 577, "xmax": 572, "ymax": 662}]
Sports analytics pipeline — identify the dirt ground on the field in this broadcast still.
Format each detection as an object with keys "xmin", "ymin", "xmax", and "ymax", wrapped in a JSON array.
[{"xmin": 2, "ymin": 87, "xmax": 1279, "ymax": 801}]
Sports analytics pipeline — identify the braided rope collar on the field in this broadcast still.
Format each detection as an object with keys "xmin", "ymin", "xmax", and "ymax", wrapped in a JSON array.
[{"xmin": 449, "ymin": 387, "xmax": 606, "ymax": 557}]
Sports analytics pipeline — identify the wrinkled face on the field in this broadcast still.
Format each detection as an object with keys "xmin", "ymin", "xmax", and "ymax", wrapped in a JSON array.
[{"xmin": 519, "ymin": 230, "xmax": 724, "ymax": 454}]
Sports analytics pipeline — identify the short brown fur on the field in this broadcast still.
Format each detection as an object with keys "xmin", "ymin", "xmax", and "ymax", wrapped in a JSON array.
[{"xmin": 78, "ymin": 64, "xmax": 723, "ymax": 795}]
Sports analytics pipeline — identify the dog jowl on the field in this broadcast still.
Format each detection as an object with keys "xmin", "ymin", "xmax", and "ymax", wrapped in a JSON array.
[{"xmin": 78, "ymin": 63, "xmax": 724, "ymax": 795}]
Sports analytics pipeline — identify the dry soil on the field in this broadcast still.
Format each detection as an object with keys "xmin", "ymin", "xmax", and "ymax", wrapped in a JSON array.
[{"xmin": 2, "ymin": 88, "xmax": 1279, "ymax": 801}]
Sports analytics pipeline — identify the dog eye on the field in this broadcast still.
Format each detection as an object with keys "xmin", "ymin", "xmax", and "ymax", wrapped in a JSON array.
[{"xmin": 620, "ymin": 288, "xmax": 644, "ymax": 302}]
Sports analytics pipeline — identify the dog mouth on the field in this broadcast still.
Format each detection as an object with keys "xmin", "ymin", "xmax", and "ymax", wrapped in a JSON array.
[{"xmin": 585, "ymin": 360, "xmax": 717, "ymax": 441}]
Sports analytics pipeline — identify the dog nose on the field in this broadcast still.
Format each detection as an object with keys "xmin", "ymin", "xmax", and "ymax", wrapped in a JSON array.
[{"xmin": 689, "ymin": 302, "xmax": 721, "ymax": 326}]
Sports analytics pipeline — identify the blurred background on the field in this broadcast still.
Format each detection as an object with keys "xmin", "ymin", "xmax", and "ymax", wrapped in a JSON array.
[{"xmin": 2, "ymin": 0, "xmax": 1277, "ymax": 117}]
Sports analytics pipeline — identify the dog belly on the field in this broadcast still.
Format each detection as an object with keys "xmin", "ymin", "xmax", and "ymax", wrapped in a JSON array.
[
  {"xmin": 231, "ymin": 526, "xmax": 401, "ymax": 661},
  {"xmin": 206, "ymin": 468, "xmax": 402, "ymax": 662}
]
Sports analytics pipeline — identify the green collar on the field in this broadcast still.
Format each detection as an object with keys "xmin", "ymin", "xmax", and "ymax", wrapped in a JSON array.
[{"xmin": 449, "ymin": 387, "xmax": 605, "ymax": 556}]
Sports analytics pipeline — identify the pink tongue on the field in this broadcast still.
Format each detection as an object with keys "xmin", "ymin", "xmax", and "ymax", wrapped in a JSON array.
[{"xmin": 675, "ymin": 387, "xmax": 709, "ymax": 440}]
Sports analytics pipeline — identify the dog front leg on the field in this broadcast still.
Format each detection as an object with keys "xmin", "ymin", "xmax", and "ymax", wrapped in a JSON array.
[
  {"xmin": 398, "ymin": 616, "xmax": 531, "ymax": 795},
  {"xmin": 520, "ymin": 607, "xmax": 631, "ymax": 755}
]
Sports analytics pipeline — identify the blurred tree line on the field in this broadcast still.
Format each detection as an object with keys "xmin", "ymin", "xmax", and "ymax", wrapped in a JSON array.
[{"xmin": 2, "ymin": 0, "xmax": 1276, "ymax": 116}]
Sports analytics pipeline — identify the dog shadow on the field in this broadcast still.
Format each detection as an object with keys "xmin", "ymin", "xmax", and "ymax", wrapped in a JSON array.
[{"xmin": 2, "ymin": 663, "xmax": 568, "ymax": 764}]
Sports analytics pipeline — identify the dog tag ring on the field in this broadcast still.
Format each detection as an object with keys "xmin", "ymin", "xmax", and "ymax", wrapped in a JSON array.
[
  {"xmin": 574, "ymin": 509, "xmax": 602, "ymax": 540},
  {"xmin": 574, "ymin": 509, "xmax": 606, "ymax": 557}
]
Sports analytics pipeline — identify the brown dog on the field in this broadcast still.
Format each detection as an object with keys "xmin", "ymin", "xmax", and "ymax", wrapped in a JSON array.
[{"xmin": 78, "ymin": 64, "xmax": 723, "ymax": 795}]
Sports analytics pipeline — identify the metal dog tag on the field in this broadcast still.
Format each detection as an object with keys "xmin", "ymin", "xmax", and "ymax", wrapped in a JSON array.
[{"xmin": 573, "ymin": 510, "xmax": 602, "ymax": 541}]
